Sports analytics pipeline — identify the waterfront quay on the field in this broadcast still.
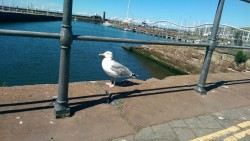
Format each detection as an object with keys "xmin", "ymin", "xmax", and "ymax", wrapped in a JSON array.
[
  {"xmin": 110, "ymin": 20, "xmax": 186, "ymax": 40},
  {"xmin": 1, "ymin": 72, "xmax": 250, "ymax": 141}
]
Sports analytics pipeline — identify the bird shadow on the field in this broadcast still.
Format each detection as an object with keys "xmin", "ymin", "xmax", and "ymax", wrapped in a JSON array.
[{"xmin": 115, "ymin": 80, "xmax": 140, "ymax": 87}]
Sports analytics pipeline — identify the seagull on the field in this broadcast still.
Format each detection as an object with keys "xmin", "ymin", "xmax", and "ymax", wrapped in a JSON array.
[{"xmin": 99, "ymin": 51, "xmax": 137, "ymax": 88}]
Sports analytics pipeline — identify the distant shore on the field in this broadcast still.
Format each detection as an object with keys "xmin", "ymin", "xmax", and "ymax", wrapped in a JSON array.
[{"xmin": 0, "ymin": 11, "xmax": 62, "ymax": 22}]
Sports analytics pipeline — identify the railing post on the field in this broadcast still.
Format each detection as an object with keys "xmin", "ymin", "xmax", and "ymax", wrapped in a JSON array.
[
  {"xmin": 194, "ymin": 0, "xmax": 225, "ymax": 95},
  {"xmin": 54, "ymin": 0, "xmax": 73, "ymax": 118}
]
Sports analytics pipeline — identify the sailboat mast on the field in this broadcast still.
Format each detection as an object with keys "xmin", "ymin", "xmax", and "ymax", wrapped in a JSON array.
[{"xmin": 126, "ymin": 0, "xmax": 130, "ymax": 18}]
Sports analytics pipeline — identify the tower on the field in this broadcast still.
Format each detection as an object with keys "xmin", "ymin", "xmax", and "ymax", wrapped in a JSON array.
[{"xmin": 103, "ymin": 11, "xmax": 106, "ymax": 21}]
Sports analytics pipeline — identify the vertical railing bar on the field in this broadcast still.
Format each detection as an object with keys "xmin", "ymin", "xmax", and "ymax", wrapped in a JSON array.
[
  {"xmin": 194, "ymin": 0, "xmax": 225, "ymax": 95},
  {"xmin": 54, "ymin": 0, "xmax": 73, "ymax": 118}
]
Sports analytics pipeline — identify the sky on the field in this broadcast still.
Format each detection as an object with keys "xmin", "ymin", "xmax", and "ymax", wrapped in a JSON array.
[{"xmin": 2, "ymin": 0, "xmax": 250, "ymax": 28}]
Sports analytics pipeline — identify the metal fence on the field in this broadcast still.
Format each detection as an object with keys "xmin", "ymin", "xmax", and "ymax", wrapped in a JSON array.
[{"xmin": 0, "ymin": 0, "xmax": 249, "ymax": 118}]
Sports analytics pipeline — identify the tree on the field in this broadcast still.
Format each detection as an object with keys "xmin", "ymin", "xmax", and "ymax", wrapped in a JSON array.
[{"xmin": 235, "ymin": 51, "xmax": 248, "ymax": 65}]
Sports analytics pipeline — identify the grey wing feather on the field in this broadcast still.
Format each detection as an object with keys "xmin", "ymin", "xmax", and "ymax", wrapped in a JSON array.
[{"xmin": 110, "ymin": 60, "xmax": 132, "ymax": 77}]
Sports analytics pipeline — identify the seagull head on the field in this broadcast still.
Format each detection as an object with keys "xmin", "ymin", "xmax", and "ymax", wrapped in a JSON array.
[{"xmin": 99, "ymin": 51, "xmax": 113, "ymax": 59}]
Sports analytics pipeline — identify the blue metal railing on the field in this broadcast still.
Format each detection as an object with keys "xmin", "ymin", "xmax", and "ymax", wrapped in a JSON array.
[{"xmin": 0, "ymin": 0, "xmax": 249, "ymax": 118}]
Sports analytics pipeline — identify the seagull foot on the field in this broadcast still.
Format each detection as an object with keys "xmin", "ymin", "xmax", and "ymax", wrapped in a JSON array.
[
  {"xmin": 106, "ymin": 82, "xmax": 112, "ymax": 85},
  {"xmin": 106, "ymin": 82, "xmax": 114, "ymax": 88},
  {"xmin": 109, "ymin": 84, "xmax": 115, "ymax": 88}
]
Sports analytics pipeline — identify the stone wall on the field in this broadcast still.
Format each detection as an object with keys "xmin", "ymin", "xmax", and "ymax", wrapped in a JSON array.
[{"xmin": 127, "ymin": 45, "xmax": 249, "ymax": 75}]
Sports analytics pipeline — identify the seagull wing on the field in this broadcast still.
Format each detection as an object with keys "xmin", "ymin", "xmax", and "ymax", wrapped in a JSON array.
[{"xmin": 110, "ymin": 60, "xmax": 133, "ymax": 77}]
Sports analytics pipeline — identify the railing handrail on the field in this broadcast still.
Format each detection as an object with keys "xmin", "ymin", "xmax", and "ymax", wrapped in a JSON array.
[
  {"xmin": 0, "ymin": 29, "xmax": 249, "ymax": 49},
  {"xmin": 0, "ymin": 29, "xmax": 60, "ymax": 39}
]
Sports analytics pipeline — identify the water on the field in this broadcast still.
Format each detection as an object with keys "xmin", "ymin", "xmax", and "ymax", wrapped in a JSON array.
[{"xmin": 0, "ymin": 21, "xmax": 179, "ymax": 86}]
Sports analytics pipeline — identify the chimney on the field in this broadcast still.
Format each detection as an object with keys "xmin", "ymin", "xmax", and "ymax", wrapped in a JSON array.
[{"xmin": 103, "ymin": 11, "xmax": 106, "ymax": 21}]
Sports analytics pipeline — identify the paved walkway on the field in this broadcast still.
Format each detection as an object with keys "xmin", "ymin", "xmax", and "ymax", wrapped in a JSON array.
[
  {"xmin": 113, "ymin": 106, "xmax": 250, "ymax": 141},
  {"xmin": 0, "ymin": 72, "xmax": 250, "ymax": 141}
]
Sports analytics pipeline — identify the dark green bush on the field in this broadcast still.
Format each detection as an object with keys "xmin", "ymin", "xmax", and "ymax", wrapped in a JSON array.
[{"xmin": 235, "ymin": 51, "xmax": 248, "ymax": 65}]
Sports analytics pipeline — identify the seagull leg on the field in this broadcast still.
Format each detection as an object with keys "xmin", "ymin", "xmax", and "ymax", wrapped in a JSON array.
[
  {"xmin": 106, "ymin": 77, "xmax": 113, "ymax": 87},
  {"xmin": 104, "ymin": 78, "xmax": 115, "ymax": 103},
  {"xmin": 106, "ymin": 77, "xmax": 115, "ymax": 88},
  {"xmin": 109, "ymin": 78, "xmax": 115, "ymax": 88}
]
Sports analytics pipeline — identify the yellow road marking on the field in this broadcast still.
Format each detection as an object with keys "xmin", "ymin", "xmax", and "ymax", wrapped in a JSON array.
[
  {"xmin": 190, "ymin": 121, "xmax": 250, "ymax": 141},
  {"xmin": 223, "ymin": 136, "xmax": 237, "ymax": 141},
  {"xmin": 237, "ymin": 121, "xmax": 250, "ymax": 128},
  {"xmin": 191, "ymin": 126, "xmax": 240, "ymax": 141},
  {"xmin": 224, "ymin": 129, "xmax": 250, "ymax": 140}
]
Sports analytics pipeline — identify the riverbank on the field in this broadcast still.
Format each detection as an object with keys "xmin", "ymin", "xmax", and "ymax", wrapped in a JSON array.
[{"xmin": 124, "ymin": 45, "xmax": 250, "ymax": 75}]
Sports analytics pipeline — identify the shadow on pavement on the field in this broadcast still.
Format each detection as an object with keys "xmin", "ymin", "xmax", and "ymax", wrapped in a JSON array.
[{"xmin": 0, "ymin": 78, "xmax": 250, "ymax": 115}]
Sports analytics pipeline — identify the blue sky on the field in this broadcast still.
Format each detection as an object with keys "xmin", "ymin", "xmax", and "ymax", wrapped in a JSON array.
[{"xmin": 3, "ymin": 0, "xmax": 250, "ymax": 27}]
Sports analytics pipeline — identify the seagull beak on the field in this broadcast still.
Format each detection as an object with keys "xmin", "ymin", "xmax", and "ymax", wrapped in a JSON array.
[{"xmin": 99, "ymin": 53, "xmax": 104, "ymax": 56}]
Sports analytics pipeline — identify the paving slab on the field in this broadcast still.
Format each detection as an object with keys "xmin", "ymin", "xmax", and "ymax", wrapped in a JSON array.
[
  {"xmin": 151, "ymin": 123, "xmax": 177, "ymax": 140},
  {"xmin": 134, "ymin": 127, "xmax": 155, "ymax": 141},
  {"xmin": 173, "ymin": 128, "xmax": 196, "ymax": 141},
  {"xmin": 113, "ymin": 106, "xmax": 250, "ymax": 141},
  {"xmin": 169, "ymin": 120, "xmax": 188, "ymax": 128}
]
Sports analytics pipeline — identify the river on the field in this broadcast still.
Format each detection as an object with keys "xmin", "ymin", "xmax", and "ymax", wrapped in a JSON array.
[{"xmin": 0, "ymin": 21, "xmax": 179, "ymax": 86}]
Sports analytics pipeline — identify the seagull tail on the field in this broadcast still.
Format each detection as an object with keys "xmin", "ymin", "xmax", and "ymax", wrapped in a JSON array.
[{"xmin": 132, "ymin": 73, "xmax": 139, "ymax": 78}]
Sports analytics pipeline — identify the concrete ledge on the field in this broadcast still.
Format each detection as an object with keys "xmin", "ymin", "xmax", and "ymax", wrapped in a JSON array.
[{"xmin": 0, "ymin": 72, "xmax": 250, "ymax": 140}]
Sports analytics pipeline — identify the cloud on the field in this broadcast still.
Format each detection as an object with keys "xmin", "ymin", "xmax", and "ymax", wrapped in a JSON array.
[
  {"xmin": 30, "ymin": 1, "xmax": 62, "ymax": 11},
  {"xmin": 47, "ymin": 3, "xmax": 62, "ymax": 9}
]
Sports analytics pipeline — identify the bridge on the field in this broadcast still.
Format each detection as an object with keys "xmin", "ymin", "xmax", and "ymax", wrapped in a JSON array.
[
  {"xmin": 0, "ymin": 6, "xmax": 104, "ymax": 23},
  {"xmin": 0, "ymin": 6, "xmax": 62, "ymax": 22},
  {"xmin": 110, "ymin": 19, "xmax": 250, "ymax": 46},
  {"xmin": 150, "ymin": 21, "xmax": 250, "ymax": 38},
  {"xmin": 150, "ymin": 21, "xmax": 250, "ymax": 44}
]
